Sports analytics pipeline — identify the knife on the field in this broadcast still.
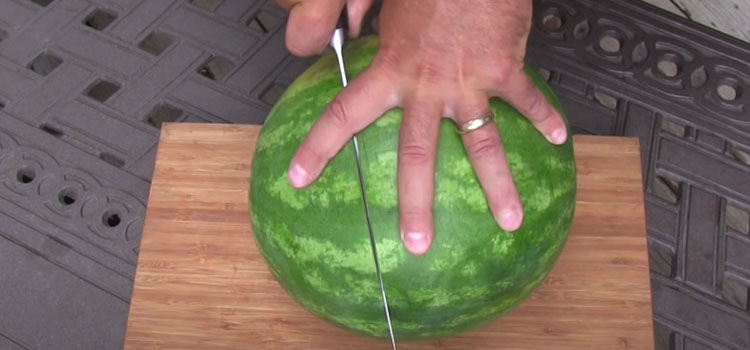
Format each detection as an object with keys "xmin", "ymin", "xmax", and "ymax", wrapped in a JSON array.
[{"xmin": 329, "ymin": 9, "xmax": 398, "ymax": 350}]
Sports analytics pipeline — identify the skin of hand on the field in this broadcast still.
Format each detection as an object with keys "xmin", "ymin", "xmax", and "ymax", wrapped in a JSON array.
[
  {"xmin": 279, "ymin": 0, "xmax": 569, "ymax": 256},
  {"xmin": 275, "ymin": 0, "xmax": 375, "ymax": 56}
]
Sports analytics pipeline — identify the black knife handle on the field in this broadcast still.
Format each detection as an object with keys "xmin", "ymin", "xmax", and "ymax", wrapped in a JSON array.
[{"xmin": 336, "ymin": 6, "xmax": 348, "ymax": 32}]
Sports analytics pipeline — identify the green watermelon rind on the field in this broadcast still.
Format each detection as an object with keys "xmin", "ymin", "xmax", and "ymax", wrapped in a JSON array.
[{"xmin": 249, "ymin": 35, "xmax": 576, "ymax": 340}]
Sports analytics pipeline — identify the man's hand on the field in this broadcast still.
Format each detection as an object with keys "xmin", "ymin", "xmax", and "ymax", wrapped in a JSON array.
[
  {"xmin": 276, "ymin": 0, "xmax": 375, "ymax": 56},
  {"xmin": 284, "ymin": 0, "xmax": 568, "ymax": 255}
]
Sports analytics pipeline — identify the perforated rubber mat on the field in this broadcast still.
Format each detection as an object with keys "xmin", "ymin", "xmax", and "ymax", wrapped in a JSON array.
[{"xmin": 0, "ymin": 0, "xmax": 747, "ymax": 349}]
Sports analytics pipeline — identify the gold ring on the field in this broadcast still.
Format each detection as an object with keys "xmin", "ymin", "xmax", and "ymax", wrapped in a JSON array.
[{"xmin": 456, "ymin": 113, "xmax": 495, "ymax": 135}]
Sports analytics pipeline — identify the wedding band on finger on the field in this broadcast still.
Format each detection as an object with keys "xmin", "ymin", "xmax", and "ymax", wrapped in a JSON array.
[{"xmin": 456, "ymin": 112, "xmax": 495, "ymax": 135}]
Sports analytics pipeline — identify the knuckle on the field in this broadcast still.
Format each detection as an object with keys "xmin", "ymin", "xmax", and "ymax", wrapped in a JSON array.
[
  {"xmin": 416, "ymin": 61, "xmax": 441, "ymax": 77},
  {"xmin": 399, "ymin": 205, "xmax": 430, "ymax": 221},
  {"xmin": 526, "ymin": 92, "xmax": 545, "ymax": 116},
  {"xmin": 286, "ymin": 41, "xmax": 308, "ymax": 57},
  {"xmin": 399, "ymin": 142, "xmax": 432, "ymax": 166},
  {"xmin": 372, "ymin": 50, "xmax": 398, "ymax": 72},
  {"xmin": 370, "ymin": 62, "xmax": 399, "ymax": 86},
  {"xmin": 286, "ymin": 36, "xmax": 321, "ymax": 57},
  {"xmin": 324, "ymin": 97, "xmax": 351, "ymax": 129},
  {"xmin": 299, "ymin": 145, "xmax": 328, "ymax": 168},
  {"xmin": 462, "ymin": 107, "xmax": 491, "ymax": 121},
  {"xmin": 492, "ymin": 63, "xmax": 516, "ymax": 86},
  {"xmin": 417, "ymin": 63, "xmax": 446, "ymax": 84},
  {"xmin": 371, "ymin": 49, "xmax": 404, "ymax": 81},
  {"xmin": 491, "ymin": 60, "xmax": 527, "ymax": 89},
  {"xmin": 412, "ymin": 53, "xmax": 449, "ymax": 83},
  {"xmin": 466, "ymin": 135, "xmax": 501, "ymax": 159},
  {"xmin": 284, "ymin": 16, "xmax": 328, "ymax": 57}
]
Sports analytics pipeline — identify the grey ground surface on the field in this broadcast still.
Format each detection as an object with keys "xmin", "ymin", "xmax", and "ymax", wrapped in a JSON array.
[{"xmin": 0, "ymin": 0, "xmax": 748, "ymax": 349}]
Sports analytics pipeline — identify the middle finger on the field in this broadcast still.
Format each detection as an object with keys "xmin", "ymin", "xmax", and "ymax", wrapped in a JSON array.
[{"xmin": 397, "ymin": 95, "xmax": 442, "ymax": 255}]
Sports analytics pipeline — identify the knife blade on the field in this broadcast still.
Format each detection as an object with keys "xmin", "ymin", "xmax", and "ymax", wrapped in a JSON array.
[{"xmin": 329, "ymin": 9, "xmax": 398, "ymax": 350}]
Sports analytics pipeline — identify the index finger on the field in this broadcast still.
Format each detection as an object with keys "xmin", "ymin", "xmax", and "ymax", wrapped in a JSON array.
[
  {"xmin": 289, "ymin": 67, "xmax": 398, "ymax": 188},
  {"xmin": 282, "ymin": 0, "xmax": 347, "ymax": 56}
]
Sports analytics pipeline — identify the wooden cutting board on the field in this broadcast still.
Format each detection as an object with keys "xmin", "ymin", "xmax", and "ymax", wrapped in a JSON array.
[{"xmin": 123, "ymin": 123, "xmax": 654, "ymax": 349}]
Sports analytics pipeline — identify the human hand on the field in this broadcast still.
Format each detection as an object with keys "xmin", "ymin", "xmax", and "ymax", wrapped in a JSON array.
[
  {"xmin": 286, "ymin": 0, "xmax": 569, "ymax": 255},
  {"xmin": 275, "ymin": 0, "xmax": 375, "ymax": 56}
]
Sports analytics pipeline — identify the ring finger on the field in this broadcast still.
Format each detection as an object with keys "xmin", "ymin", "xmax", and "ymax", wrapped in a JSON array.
[{"xmin": 457, "ymin": 93, "xmax": 523, "ymax": 232}]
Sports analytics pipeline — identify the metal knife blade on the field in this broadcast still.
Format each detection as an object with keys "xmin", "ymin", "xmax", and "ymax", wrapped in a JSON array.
[{"xmin": 330, "ymin": 10, "xmax": 398, "ymax": 350}]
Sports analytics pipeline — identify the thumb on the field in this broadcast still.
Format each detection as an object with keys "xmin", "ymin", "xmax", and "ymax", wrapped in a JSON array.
[
  {"xmin": 283, "ymin": 0, "xmax": 375, "ymax": 57},
  {"xmin": 284, "ymin": 0, "xmax": 346, "ymax": 57}
]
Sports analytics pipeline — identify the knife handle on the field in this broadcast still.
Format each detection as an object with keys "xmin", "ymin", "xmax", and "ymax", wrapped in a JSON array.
[{"xmin": 336, "ymin": 6, "xmax": 348, "ymax": 32}]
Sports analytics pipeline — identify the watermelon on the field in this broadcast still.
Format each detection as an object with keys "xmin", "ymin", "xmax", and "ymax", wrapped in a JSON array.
[{"xmin": 249, "ymin": 35, "xmax": 577, "ymax": 340}]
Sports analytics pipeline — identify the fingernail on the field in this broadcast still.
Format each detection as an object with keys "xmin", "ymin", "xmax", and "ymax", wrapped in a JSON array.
[
  {"xmin": 402, "ymin": 231, "xmax": 430, "ymax": 255},
  {"xmin": 496, "ymin": 210, "xmax": 522, "ymax": 232},
  {"xmin": 289, "ymin": 164, "xmax": 309, "ymax": 188},
  {"xmin": 549, "ymin": 128, "xmax": 567, "ymax": 145}
]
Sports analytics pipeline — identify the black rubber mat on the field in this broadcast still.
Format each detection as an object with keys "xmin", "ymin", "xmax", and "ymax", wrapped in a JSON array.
[
  {"xmin": 0, "ymin": 0, "xmax": 747, "ymax": 349},
  {"xmin": 527, "ymin": 1, "xmax": 750, "ymax": 349}
]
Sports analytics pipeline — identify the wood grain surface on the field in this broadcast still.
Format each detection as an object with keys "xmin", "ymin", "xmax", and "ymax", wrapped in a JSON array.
[
  {"xmin": 124, "ymin": 123, "xmax": 655, "ymax": 349},
  {"xmin": 642, "ymin": 0, "xmax": 750, "ymax": 42}
]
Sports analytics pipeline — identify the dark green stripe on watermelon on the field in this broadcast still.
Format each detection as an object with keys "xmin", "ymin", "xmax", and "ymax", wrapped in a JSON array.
[{"xmin": 250, "ymin": 35, "xmax": 576, "ymax": 340}]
